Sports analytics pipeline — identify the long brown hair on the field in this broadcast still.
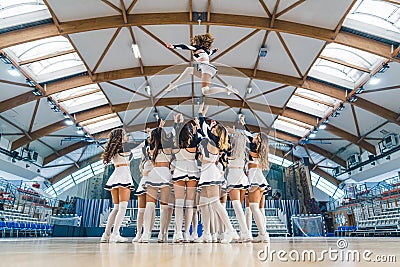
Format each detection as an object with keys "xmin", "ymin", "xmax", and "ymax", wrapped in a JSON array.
[
  {"xmin": 213, "ymin": 124, "xmax": 229, "ymax": 151},
  {"xmin": 175, "ymin": 122, "xmax": 193, "ymax": 149},
  {"xmin": 256, "ymin": 132, "xmax": 269, "ymax": 170},
  {"xmin": 191, "ymin": 33, "xmax": 214, "ymax": 50},
  {"xmin": 101, "ymin": 128, "xmax": 123, "ymax": 164},
  {"xmin": 149, "ymin": 127, "xmax": 162, "ymax": 163}
]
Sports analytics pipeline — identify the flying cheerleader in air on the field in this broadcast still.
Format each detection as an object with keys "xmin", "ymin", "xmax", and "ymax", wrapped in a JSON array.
[{"xmin": 165, "ymin": 33, "xmax": 239, "ymax": 96}]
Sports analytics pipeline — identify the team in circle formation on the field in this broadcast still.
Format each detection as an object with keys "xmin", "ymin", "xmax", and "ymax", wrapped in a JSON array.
[{"xmin": 99, "ymin": 33, "xmax": 271, "ymax": 244}]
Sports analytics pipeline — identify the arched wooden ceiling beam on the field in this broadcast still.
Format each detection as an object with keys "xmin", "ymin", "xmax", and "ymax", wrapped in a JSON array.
[
  {"xmin": 0, "ymin": 92, "xmax": 41, "ymax": 114},
  {"xmin": 1, "ymin": 13, "xmax": 397, "ymax": 62},
  {"xmin": 40, "ymin": 66, "xmax": 399, "ymax": 129},
  {"xmin": 43, "ymin": 141, "xmax": 87, "ymax": 166}
]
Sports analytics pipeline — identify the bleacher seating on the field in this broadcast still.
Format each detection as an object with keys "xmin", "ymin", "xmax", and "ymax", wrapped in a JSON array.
[
  {"xmin": 354, "ymin": 206, "xmax": 400, "ymax": 236},
  {"xmin": 0, "ymin": 209, "xmax": 53, "ymax": 238}
]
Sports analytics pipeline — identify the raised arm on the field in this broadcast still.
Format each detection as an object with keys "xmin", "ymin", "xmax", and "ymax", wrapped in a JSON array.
[{"xmin": 239, "ymin": 114, "xmax": 253, "ymax": 142}]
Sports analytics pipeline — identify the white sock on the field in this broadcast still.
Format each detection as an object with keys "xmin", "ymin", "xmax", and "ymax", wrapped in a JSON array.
[
  {"xmin": 166, "ymin": 206, "xmax": 173, "ymax": 234},
  {"xmin": 168, "ymin": 67, "xmax": 194, "ymax": 90},
  {"xmin": 249, "ymin": 203, "xmax": 266, "ymax": 235},
  {"xmin": 260, "ymin": 207, "xmax": 266, "ymax": 227},
  {"xmin": 104, "ymin": 204, "xmax": 119, "ymax": 235},
  {"xmin": 232, "ymin": 200, "xmax": 248, "ymax": 235},
  {"xmin": 199, "ymin": 197, "xmax": 210, "ymax": 235},
  {"xmin": 209, "ymin": 197, "xmax": 234, "ymax": 232},
  {"xmin": 150, "ymin": 205, "xmax": 156, "ymax": 230},
  {"xmin": 209, "ymin": 198, "xmax": 216, "ymax": 235},
  {"xmin": 174, "ymin": 199, "xmax": 185, "ymax": 234},
  {"xmin": 112, "ymin": 201, "xmax": 128, "ymax": 235},
  {"xmin": 192, "ymin": 208, "xmax": 198, "ymax": 236},
  {"xmin": 136, "ymin": 208, "xmax": 145, "ymax": 236},
  {"xmin": 246, "ymin": 207, "xmax": 252, "ymax": 233},
  {"xmin": 160, "ymin": 205, "xmax": 169, "ymax": 235},
  {"xmin": 143, "ymin": 202, "xmax": 156, "ymax": 236},
  {"xmin": 185, "ymin": 200, "xmax": 194, "ymax": 234},
  {"xmin": 219, "ymin": 202, "xmax": 227, "ymax": 233}
]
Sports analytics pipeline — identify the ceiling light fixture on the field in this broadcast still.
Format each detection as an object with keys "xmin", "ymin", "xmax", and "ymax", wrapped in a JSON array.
[
  {"xmin": 369, "ymin": 76, "xmax": 380, "ymax": 85},
  {"xmin": 247, "ymin": 87, "xmax": 253, "ymax": 94},
  {"xmin": 8, "ymin": 66, "xmax": 20, "ymax": 77},
  {"xmin": 65, "ymin": 119, "xmax": 74, "ymax": 126},
  {"xmin": 131, "ymin": 44, "xmax": 141, "ymax": 59},
  {"xmin": 145, "ymin": 85, "xmax": 151, "ymax": 96}
]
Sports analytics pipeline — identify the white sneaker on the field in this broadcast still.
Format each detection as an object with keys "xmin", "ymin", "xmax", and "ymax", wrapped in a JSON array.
[
  {"xmin": 132, "ymin": 233, "xmax": 142, "ymax": 243},
  {"xmin": 183, "ymin": 231, "xmax": 191, "ymax": 243},
  {"xmin": 140, "ymin": 232, "xmax": 150, "ymax": 243},
  {"xmin": 165, "ymin": 83, "xmax": 177, "ymax": 92},
  {"xmin": 100, "ymin": 233, "xmax": 110, "ymax": 243},
  {"xmin": 226, "ymin": 85, "xmax": 239, "ymax": 95},
  {"xmin": 190, "ymin": 232, "xmax": 198, "ymax": 243},
  {"xmin": 240, "ymin": 232, "xmax": 252, "ymax": 243},
  {"xmin": 172, "ymin": 232, "xmax": 183, "ymax": 243},
  {"xmin": 220, "ymin": 230, "xmax": 238, "ymax": 244},
  {"xmin": 212, "ymin": 233, "xmax": 218, "ymax": 243},
  {"xmin": 195, "ymin": 233, "xmax": 212, "ymax": 243},
  {"xmin": 252, "ymin": 232, "xmax": 270, "ymax": 243},
  {"xmin": 109, "ymin": 233, "xmax": 128, "ymax": 243},
  {"xmin": 158, "ymin": 232, "xmax": 168, "ymax": 243}
]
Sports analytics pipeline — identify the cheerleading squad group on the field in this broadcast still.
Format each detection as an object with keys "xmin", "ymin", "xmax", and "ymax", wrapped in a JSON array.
[{"xmin": 100, "ymin": 103, "xmax": 271, "ymax": 244}]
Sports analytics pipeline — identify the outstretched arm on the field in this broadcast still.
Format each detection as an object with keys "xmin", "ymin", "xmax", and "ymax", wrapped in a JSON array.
[
  {"xmin": 209, "ymin": 48, "xmax": 219, "ymax": 56},
  {"xmin": 166, "ymin": 43, "xmax": 197, "ymax": 51}
]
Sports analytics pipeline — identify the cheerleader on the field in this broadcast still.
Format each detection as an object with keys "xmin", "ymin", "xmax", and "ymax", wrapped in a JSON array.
[
  {"xmin": 226, "ymin": 131, "xmax": 252, "ymax": 242},
  {"xmin": 141, "ymin": 125, "xmax": 174, "ymax": 243},
  {"xmin": 171, "ymin": 114, "xmax": 201, "ymax": 242},
  {"xmin": 132, "ymin": 132, "xmax": 154, "ymax": 243},
  {"xmin": 196, "ymin": 103, "xmax": 238, "ymax": 243},
  {"xmin": 165, "ymin": 33, "xmax": 238, "ymax": 96},
  {"xmin": 239, "ymin": 114, "xmax": 270, "ymax": 243},
  {"xmin": 100, "ymin": 129, "xmax": 134, "ymax": 243}
]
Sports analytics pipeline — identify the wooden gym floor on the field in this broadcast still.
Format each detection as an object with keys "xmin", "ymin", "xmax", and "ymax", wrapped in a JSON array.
[{"xmin": 0, "ymin": 237, "xmax": 399, "ymax": 267}]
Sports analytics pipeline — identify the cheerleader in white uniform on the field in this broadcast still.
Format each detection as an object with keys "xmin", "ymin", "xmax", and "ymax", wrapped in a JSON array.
[
  {"xmin": 196, "ymin": 103, "xmax": 238, "ymax": 243},
  {"xmin": 141, "ymin": 126, "xmax": 173, "ymax": 243},
  {"xmin": 226, "ymin": 131, "xmax": 252, "ymax": 242},
  {"xmin": 171, "ymin": 114, "xmax": 202, "ymax": 243},
  {"xmin": 132, "ymin": 137, "xmax": 154, "ymax": 243},
  {"xmin": 165, "ymin": 33, "xmax": 238, "ymax": 96},
  {"xmin": 100, "ymin": 129, "xmax": 134, "ymax": 243},
  {"xmin": 240, "ymin": 115, "xmax": 270, "ymax": 243}
]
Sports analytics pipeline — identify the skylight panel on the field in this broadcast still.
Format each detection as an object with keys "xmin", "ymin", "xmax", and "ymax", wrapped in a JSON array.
[{"xmin": 0, "ymin": 0, "xmax": 50, "ymax": 30}]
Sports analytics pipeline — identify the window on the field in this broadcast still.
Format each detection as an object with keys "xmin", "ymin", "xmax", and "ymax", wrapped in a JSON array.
[
  {"xmin": 311, "ymin": 172, "xmax": 344, "ymax": 200},
  {"xmin": 59, "ymin": 90, "xmax": 108, "ymax": 114},
  {"xmin": 7, "ymin": 36, "xmax": 73, "ymax": 62},
  {"xmin": 0, "ymin": 0, "xmax": 51, "ymax": 30},
  {"xmin": 273, "ymin": 117, "xmax": 312, "ymax": 137},
  {"xmin": 82, "ymin": 115, "xmax": 121, "ymax": 134},
  {"xmin": 322, "ymin": 43, "xmax": 384, "ymax": 71},
  {"xmin": 24, "ymin": 52, "xmax": 86, "ymax": 82},
  {"xmin": 287, "ymin": 88, "xmax": 341, "ymax": 117},
  {"xmin": 309, "ymin": 58, "xmax": 366, "ymax": 88},
  {"xmin": 345, "ymin": 0, "xmax": 400, "ymax": 40},
  {"xmin": 269, "ymin": 153, "xmax": 292, "ymax": 167},
  {"xmin": 45, "ymin": 160, "xmax": 104, "ymax": 197}
]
